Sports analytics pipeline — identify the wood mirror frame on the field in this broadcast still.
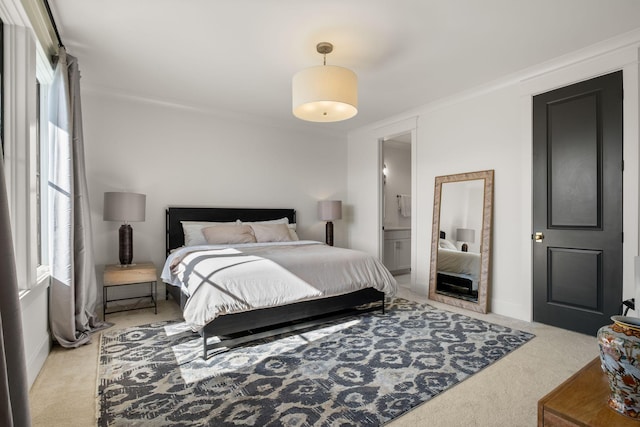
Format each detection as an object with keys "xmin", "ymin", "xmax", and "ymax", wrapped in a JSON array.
[{"xmin": 428, "ymin": 169, "xmax": 494, "ymax": 313}]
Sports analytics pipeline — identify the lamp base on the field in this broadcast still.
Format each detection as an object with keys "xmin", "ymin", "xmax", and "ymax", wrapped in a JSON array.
[
  {"xmin": 325, "ymin": 221, "xmax": 334, "ymax": 246},
  {"xmin": 461, "ymin": 243, "xmax": 468, "ymax": 252},
  {"xmin": 119, "ymin": 224, "xmax": 133, "ymax": 265}
]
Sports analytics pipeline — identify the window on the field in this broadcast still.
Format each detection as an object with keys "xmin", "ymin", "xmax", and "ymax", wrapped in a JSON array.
[
  {"xmin": 35, "ymin": 51, "xmax": 52, "ymax": 277},
  {"xmin": 36, "ymin": 80, "xmax": 42, "ymax": 266},
  {"xmin": 1, "ymin": 1, "xmax": 53, "ymax": 292}
]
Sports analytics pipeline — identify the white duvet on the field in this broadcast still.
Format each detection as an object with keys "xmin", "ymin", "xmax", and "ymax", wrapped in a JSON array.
[
  {"xmin": 437, "ymin": 247, "xmax": 481, "ymax": 279},
  {"xmin": 161, "ymin": 241, "xmax": 397, "ymax": 331}
]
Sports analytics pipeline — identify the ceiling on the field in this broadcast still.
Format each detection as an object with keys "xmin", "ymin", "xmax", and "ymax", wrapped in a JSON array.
[{"xmin": 49, "ymin": 0, "xmax": 640, "ymax": 135}]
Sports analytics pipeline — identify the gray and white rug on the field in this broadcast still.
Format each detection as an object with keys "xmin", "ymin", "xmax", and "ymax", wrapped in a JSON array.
[{"xmin": 98, "ymin": 299, "xmax": 534, "ymax": 426}]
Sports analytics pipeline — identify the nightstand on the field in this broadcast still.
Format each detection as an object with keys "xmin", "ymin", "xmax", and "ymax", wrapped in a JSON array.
[
  {"xmin": 103, "ymin": 261, "xmax": 157, "ymax": 319},
  {"xmin": 538, "ymin": 357, "xmax": 637, "ymax": 426}
]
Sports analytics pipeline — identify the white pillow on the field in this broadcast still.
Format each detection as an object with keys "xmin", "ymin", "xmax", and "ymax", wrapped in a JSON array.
[
  {"xmin": 287, "ymin": 227, "xmax": 299, "ymax": 241},
  {"xmin": 240, "ymin": 218, "xmax": 298, "ymax": 240},
  {"xmin": 250, "ymin": 223, "xmax": 293, "ymax": 243},
  {"xmin": 439, "ymin": 238, "xmax": 457, "ymax": 250},
  {"xmin": 181, "ymin": 220, "xmax": 239, "ymax": 246},
  {"xmin": 240, "ymin": 217, "xmax": 289, "ymax": 225}
]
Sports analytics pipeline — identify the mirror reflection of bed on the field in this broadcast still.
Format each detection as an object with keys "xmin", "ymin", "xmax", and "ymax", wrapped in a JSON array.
[
  {"xmin": 429, "ymin": 170, "xmax": 493, "ymax": 313},
  {"xmin": 437, "ymin": 231, "xmax": 480, "ymax": 302}
]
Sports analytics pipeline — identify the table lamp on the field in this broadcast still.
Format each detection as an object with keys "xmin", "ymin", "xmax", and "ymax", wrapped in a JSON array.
[
  {"xmin": 456, "ymin": 228, "xmax": 475, "ymax": 252},
  {"xmin": 318, "ymin": 200, "xmax": 342, "ymax": 246},
  {"xmin": 103, "ymin": 192, "xmax": 146, "ymax": 266}
]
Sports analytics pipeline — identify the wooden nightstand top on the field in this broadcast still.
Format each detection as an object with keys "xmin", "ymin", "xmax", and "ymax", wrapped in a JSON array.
[
  {"xmin": 538, "ymin": 357, "xmax": 638, "ymax": 426},
  {"xmin": 104, "ymin": 262, "xmax": 157, "ymax": 286}
]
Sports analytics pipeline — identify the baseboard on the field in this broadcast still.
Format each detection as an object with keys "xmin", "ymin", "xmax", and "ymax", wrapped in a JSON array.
[
  {"xmin": 26, "ymin": 332, "xmax": 51, "ymax": 388},
  {"xmin": 491, "ymin": 298, "xmax": 531, "ymax": 322}
]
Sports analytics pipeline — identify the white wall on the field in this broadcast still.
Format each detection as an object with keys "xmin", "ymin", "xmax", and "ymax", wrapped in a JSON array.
[
  {"xmin": 81, "ymin": 91, "xmax": 349, "ymax": 301},
  {"xmin": 418, "ymin": 86, "xmax": 525, "ymax": 317},
  {"xmin": 348, "ymin": 33, "xmax": 640, "ymax": 322}
]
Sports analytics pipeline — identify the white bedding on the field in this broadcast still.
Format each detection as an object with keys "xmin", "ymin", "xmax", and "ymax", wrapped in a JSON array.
[
  {"xmin": 437, "ymin": 247, "xmax": 480, "ymax": 279},
  {"xmin": 161, "ymin": 241, "xmax": 397, "ymax": 331}
]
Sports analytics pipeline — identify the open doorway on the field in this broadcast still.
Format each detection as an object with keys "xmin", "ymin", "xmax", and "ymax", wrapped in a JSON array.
[{"xmin": 381, "ymin": 133, "xmax": 412, "ymax": 288}]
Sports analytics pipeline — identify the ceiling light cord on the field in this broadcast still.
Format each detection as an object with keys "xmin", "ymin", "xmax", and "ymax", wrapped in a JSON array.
[{"xmin": 316, "ymin": 42, "xmax": 333, "ymax": 66}]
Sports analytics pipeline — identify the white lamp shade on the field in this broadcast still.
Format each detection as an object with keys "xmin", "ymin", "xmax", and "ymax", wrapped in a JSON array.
[
  {"xmin": 103, "ymin": 192, "xmax": 146, "ymax": 222},
  {"xmin": 456, "ymin": 228, "xmax": 475, "ymax": 243},
  {"xmin": 292, "ymin": 65, "xmax": 358, "ymax": 122},
  {"xmin": 318, "ymin": 200, "xmax": 342, "ymax": 221}
]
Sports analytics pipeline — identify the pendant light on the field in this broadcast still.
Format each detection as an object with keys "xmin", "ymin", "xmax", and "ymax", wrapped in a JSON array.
[{"xmin": 292, "ymin": 42, "xmax": 358, "ymax": 122}]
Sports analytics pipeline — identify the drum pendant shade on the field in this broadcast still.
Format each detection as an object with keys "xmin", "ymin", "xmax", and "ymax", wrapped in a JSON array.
[
  {"xmin": 292, "ymin": 65, "xmax": 358, "ymax": 122},
  {"xmin": 292, "ymin": 42, "xmax": 358, "ymax": 123}
]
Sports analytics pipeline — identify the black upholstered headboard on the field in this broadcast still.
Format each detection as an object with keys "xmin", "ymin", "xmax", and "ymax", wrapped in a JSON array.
[{"xmin": 166, "ymin": 207, "xmax": 296, "ymax": 255}]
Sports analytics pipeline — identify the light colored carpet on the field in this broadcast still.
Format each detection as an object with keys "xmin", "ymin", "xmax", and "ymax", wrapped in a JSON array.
[{"xmin": 29, "ymin": 288, "xmax": 599, "ymax": 426}]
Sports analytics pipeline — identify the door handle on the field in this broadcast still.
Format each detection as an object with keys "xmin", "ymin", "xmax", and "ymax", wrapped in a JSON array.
[{"xmin": 533, "ymin": 232, "xmax": 544, "ymax": 243}]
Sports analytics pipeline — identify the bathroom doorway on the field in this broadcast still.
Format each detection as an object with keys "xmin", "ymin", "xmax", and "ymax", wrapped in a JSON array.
[{"xmin": 381, "ymin": 133, "xmax": 412, "ymax": 288}]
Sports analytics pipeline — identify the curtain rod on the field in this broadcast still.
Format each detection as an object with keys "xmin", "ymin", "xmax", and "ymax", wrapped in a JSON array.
[{"xmin": 42, "ymin": 0, "xmax": 65, "ymax": 49}]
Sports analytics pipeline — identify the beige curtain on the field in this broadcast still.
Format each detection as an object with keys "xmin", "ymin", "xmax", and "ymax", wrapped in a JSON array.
[
  {"xmin": 49, "ymin": 48, "xmax": 109, "ymax": 347},
  {"xmin": 0, "ymin": 150, "xmax": 31, "ymax": 425}
]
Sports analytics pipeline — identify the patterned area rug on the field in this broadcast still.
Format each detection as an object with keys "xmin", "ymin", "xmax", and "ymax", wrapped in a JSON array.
[{"xmin": 98, "ymin": 299, "xmax": 534, "ymax": 426}]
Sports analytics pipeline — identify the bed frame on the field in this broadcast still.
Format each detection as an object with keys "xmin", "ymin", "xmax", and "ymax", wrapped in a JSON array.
[
  {"xmin": 165, "ymin": 206, "xmax": 386, "ymax": 358},
  {"xmin": 437, "ymin": 272, "xmax": 476, "ymax": 297}
]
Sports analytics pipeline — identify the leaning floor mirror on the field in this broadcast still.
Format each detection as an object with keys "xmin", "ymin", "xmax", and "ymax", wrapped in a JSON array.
[{"xmin": 429, "ymin": 169, "xmax": 494, "ymax": 313}]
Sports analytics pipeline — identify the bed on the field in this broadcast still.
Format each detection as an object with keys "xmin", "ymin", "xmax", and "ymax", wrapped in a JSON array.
[
  {"xmin": 161, "ymin": 207, "xmax": 397, "ymax": 358},
  {"xmin": 436, "ymin": 238, "xmax": 480, "ymax": 296}
]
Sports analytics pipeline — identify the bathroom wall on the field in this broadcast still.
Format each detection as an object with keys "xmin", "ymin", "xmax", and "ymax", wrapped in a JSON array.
[{"xmin": 383, "ymin": 141, "xmax": 411, "ymax": 229}]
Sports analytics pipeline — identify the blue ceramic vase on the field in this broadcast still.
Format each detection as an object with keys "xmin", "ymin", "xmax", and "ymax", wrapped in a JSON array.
[{"xmin": 597, "ymin": 316, "xmax": 640, "ymax": 418}]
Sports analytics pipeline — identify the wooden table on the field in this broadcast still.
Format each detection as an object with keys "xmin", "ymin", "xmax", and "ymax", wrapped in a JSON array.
[
  {"xmin": 538, "ymin": 357, "xmax": 639, "ymax": 426},
  {"xmin": 103, "ymin": 261, "xmax": 157, "ymax": 319}
]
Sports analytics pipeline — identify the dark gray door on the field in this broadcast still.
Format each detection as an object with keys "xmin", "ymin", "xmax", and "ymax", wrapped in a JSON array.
[{"xmin": 532, "ymin": 71, "xmax": 623, "ymax": 336}]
